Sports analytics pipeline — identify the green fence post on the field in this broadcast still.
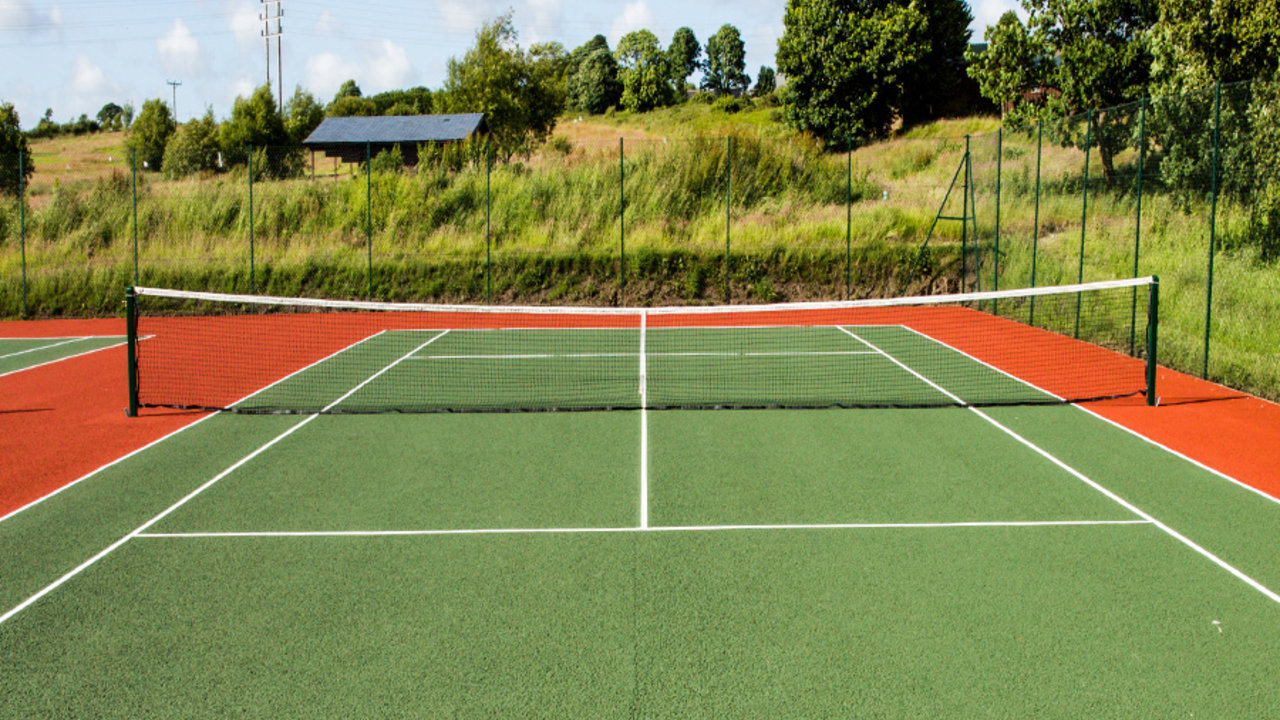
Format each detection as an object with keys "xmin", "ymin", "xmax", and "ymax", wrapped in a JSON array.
[
  {"xmin": 486, "ymin": 138, "xmax": 492, "ymax": 305},
  {"xmin": 1130, "ymin": 97, "xmax": 1147, "ymax": 355},
  {"xmin": 248, "ymin": 146, "xmax": 255, "ymax": 293},
  {"xmin": 19, "ymin": 149, "xmax": 27, "ymax": 317},
  {"xmin": 846, "ymin": 137, "xmax": 852, "ymax": 299},
  {"xmin": 1030, "ymin": 121, "xmax": 1043, "ymax": 325},
  {"xmin": 1203, "ymin": 82, "xmax": 1222, "ymax": 379},
  {"xmin": 960, "ymin": 136, "xmax": 970, "ymax": 294},
  {"xmin": 620, "ymin": 137, "xmax": 626, "ymax": 306},
  {"xmin": 366, "ymin": 141, "xmax": 373, "ymax": 300},
  {"xmin": 993, "ymin": 127, "xmax": 1002, "ymax": 314},
  {"xmin": 1075, "ymin": 109, "xmax": 1093, "ymax": 338},
  {"xmin": 1147, "ymin": 276, "xmax": 1160, "ymax": 406},
  {"xmin": 725, "ymin": 135, "xmax": 732, "ymax": 304},
  {"xmin": 131, "ymin": 147, "xmax": 139, "ymax": 286},
  {"xmin": 126, "ymin": 287, "xmax": 139, "ymax": 417}
]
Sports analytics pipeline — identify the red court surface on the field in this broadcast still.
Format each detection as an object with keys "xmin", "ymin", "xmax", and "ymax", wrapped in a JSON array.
[{"xmin": 1, "ymin": 316, "xmax": 1278, "ymax": 518}]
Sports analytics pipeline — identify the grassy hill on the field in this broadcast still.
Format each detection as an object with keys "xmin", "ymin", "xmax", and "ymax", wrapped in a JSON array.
[{"xmin": 1, "ymin": 103, "xmax": 1277, "ymax": 401}]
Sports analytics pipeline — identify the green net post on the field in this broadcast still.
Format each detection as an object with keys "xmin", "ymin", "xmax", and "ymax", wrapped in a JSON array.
[
  {"xmin": 993, "ymin": 127, "xmax": 1002, "ymax": 314},
  {"xmin": 725, "ymin": 135, "xmax": 732, "ymax": 304},
  {"xmin": 1030, "ymin": 121, "xmax": 1043, "ymax": 325},
  {"xmin": 1075, "ymin": 110, "xmax": 1093, "ymax": 338},
  {"xmin": 486, "ymin": 138, "xmax": 492, "ymax": 305},
  {"xmin": 131, "ymin": 147, "xmax": 139, "ymax": 286},
  {"xmin": 960, "ymin": 136, "xmax": 970, "ymax": 294},
  {"xmin": 1203, "ymin": 82, "xmax": 1222, "ymax": 379},
  {"xmin": 19, "ymin": 148, "xmax": 27, "ymax": 317},
  {"xmin": 620, "ymin": 137, "xmax": 626, "ymax": 306},
  {"xmin": 248, "ymin": 145, "xmax": 256, "ymax": 293},
  {"xmin": 126, "ymin": 287, "xmax": 139, "ymax": 417},
  {"xmin": 366, "ymin": 141, "xmax": 373, "ymax": 300},
  {"xmin": 845, "ymin": 137, "xmax": 852, "ymax": 299},
  {"xmin": 1130, "ymin": 97, "xmax": 1147, "ymax": 355},
  {"xmin": 1147, "ymin": 276, "xmax": 1160, "ymax": 407}
]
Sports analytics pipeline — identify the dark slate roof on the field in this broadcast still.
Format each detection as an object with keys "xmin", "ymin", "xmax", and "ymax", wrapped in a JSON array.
[{"xmin": 303, "ymin": 113, "xmax": 486, "ymax": 145}]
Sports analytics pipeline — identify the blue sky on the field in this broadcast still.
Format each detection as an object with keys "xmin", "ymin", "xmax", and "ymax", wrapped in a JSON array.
[{"xmin": 1, "ymin": 0, "xmax": 1021, "ymax": 129}]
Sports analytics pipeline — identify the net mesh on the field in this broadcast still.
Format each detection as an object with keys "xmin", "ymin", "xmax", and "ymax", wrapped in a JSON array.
[{"xmin": 129, "ymin": 278, "xmax": 1155, "ymax": 414}]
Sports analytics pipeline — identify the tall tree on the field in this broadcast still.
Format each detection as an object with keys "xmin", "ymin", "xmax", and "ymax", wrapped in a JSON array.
[
  {"xmin": 703, "ymin": 24, "xmax": 750, "ymax": 95},
  {"xmin": 1152, "ymin": 0, "xmax": 1280, "ymax": 91},
  {"xmin": 897, "ymin": 0, "xmax": 972, "ymax": 127},
  {"xmin": 162, "ymin": 111, "xmax": 221, "ymax": 178},
  {"xmin": 616, "ymin": 29, "xmax": 676, "ymax": 112},
  {"xmin": 0, "ymin": 103, "xmax": 34, "ymax": 197},
  {"xmin": 965, "ymin": 11, "xmax": 1041, "ymax": 120},
  {"xmin": 126, "ymin": 99, "xmax": 176, "ymax": 171},
  {"xmin": 776, "ymin": 0, "xmax": 929, "ymax": 145},
  {"xmin": 96, "ymin": 103, "xmax": 124, "ymax": 131},
  {"xmin": 754, "ymin": 66, "xmax": 777, "ymax": 96},
  {"xmin": 219, "ymin": 85, "xmax": 292, "ymax": 176},
  {"xmin": 569, "ymin": 48, "xmax": 624, "ymax": 114},
  {"xmin": 334, "ymin": 79, "xmax": 362, "ymax": 101},
  {"xmin": 668, "ymin": 27, "xmax": 702, "ymax": 89},
  {"xmin": 443, "ymin": 12, "xmax": 566, "ymax": 158},
  {"xmin": 284, "ymin": 87, "xmax": 326, "ymax": 145}
]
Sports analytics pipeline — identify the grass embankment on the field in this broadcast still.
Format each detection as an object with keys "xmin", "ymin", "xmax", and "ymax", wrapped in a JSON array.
[{"xmin": 1, "ymin": 105, "xmax": 1277, "ymax": 400}]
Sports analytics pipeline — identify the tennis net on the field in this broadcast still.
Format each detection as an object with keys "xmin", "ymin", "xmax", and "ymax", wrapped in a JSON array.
[{"xmin": 126, "ymin": 277, "xmax": 1158, "ymax": 415}]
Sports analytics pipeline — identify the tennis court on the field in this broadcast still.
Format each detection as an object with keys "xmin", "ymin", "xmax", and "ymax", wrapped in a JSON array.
[{"xmin": 4, "ymin": 279, "xmax": 1280, "ymax": 717}]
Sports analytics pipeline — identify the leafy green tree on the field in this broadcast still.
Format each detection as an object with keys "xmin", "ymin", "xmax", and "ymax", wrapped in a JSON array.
[
  {"xmin": 0, "ymin": 103, "xmax": 34, "ymax": 197},
  {"xmin": 777, "ymin": 0, "xmax": 928, "ymax": 145},
  {"xmin": 327, "ymin": 96, "xmax": 379, "ymax": 117},
  {"xmin": 754, "ymin": 66, "xmax": 777, "ymax": 97},
  {"xmin": 703, "ymin": 24, "xmax": 750, "ymax": 95},
  {"xmin": 126, "ymin": 99, "xmax": 176, "ymax": 171},
  {"xmin": 284, "ymin": 87, "xmax": 326, "ymax": 145},
  {"xmin": 668, "ymin": 27, "xmax": 702, "ymax": 88},
  {"xmin": 1152, "ymin": 0, "xmax": 1280, "ymax": 91},
  {"xmin": 965, "ymin": 11, "xmax": 1041, "ymax": 120},
  {"xmin": 96, "ymin": 103, "xmax": 124, "ymax": 130},
  {"xmin": 569, "ymin": 48, "xmax": 623, "ymax": 114},
  {"xmin": 121, "ymin": 103, "xmax": 135, "ymax": 128},
  {"xmin": 443, "ymin": 12, "xmax": 565, "ymax": 159},
  {"xmin": 616, "ymin": 29, "xmax": 676, "ymax": 112},
  {"xmin": 162, "ymin": 111, "xmax": 221, "ymax": 178},
  {"xmin": 1022, "ymin": 0, "xmax": 1159, "ymax": 179},
  {"xmin": 568, "ymin": 35, "xmax": 611, "ymax": 78},
  {"xmin": 897, "ymin": 0, "xmax": 972, "ymax": 127},
  {"xmin": 219, "ymin": 85, "xmax": 294, "ymax": 177},
  {"xmin": 369, "ymin": 87, "xmax": 433, "ymax": 115},
  {"xmin": 334, "ymin": 79, "xmax": 362, "ymax": 101}
]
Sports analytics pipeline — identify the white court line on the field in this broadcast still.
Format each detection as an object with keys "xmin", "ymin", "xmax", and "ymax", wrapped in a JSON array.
[
  {"xmin": 896, "ymin": 324, "xmax": 1280, "ymax": 510},
  {"xmin": 0, "ymin": 337, "xmax": 92, "ymax": 359},
  {"xmin": 639, "ymin": 313, "xmax": 648, "ymax": 529},
  {"xmin": 135, "ymin": 519, "xmax": 1154, "ymax": 539},
  {"xmin": 408, "ymin": 351, "xmax": 879, "ymax": 360},
  {"xmin": 0, "ymin": 331, "xmax": 450, "ymax": 626},
  {"xmin": 841, "ymin": 326, "xmax": 1280, "ymax": 607},
  {"xmin": 0, "ymin": 340, "xmax": 130, "ymax": 379}
]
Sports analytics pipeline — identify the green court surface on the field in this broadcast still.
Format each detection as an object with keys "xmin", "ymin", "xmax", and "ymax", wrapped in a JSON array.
[
  {"xmin": 0, "ymin": 335, "xmax": 126, "ymax": 376},
  {"xmin": 5, "ymin": 322, "xmax": 1280, "ymax": 717}
]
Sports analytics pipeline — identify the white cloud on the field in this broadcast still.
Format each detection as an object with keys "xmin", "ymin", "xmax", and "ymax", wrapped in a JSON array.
[
  {"xmin": 364, "ymin": 40, "xmax": 415, "ymax": 93},
  {"xmin": 68, "ymin": 55, "xmax": 121, "ymax": 114},
  {"xmin": 522, "ymin": 0, "xmax": 562, "ymax": 43},
  {"xmin": 437, "ymin": 0, "xmax": 497, "ymax": 36},
  {"xmin": 231, "ymin": 75, "xmax": 256, "ymax": 101},
  {"xmin": 158, "ymin": 19, "xmax": 205, "ymax": 75},
  {"xmin": 305, "ymin": 52, "xmax": 358, "ymax": 101},
  {"xmin": 608, "ymin": 1, "xmax": 655, "ymax": 47},
  {"xmin": 315, "ymin": 10, "xmax": 336, "ymax": 35},
  {"xmin": 47, "ymin": 4, "xmax": 60, "ymax": 27},
  {"xmin": 229, "ymin": 2, "xmax": 260, "ymax": 50}
]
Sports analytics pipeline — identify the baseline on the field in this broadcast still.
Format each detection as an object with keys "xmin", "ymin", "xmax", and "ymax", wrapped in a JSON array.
[{"xmin": 136, "ymin": 518, "xmax": 1152, "ymax": 538}]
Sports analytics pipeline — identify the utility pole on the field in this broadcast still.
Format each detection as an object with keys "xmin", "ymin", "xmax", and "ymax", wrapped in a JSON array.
[
  {"xmin": 260, "ymin": 0, "xmax": 284, "ymax": 112},
  {"xmin": 166, "ymin": 80, "xmax": 182, "ymax": 121}
]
